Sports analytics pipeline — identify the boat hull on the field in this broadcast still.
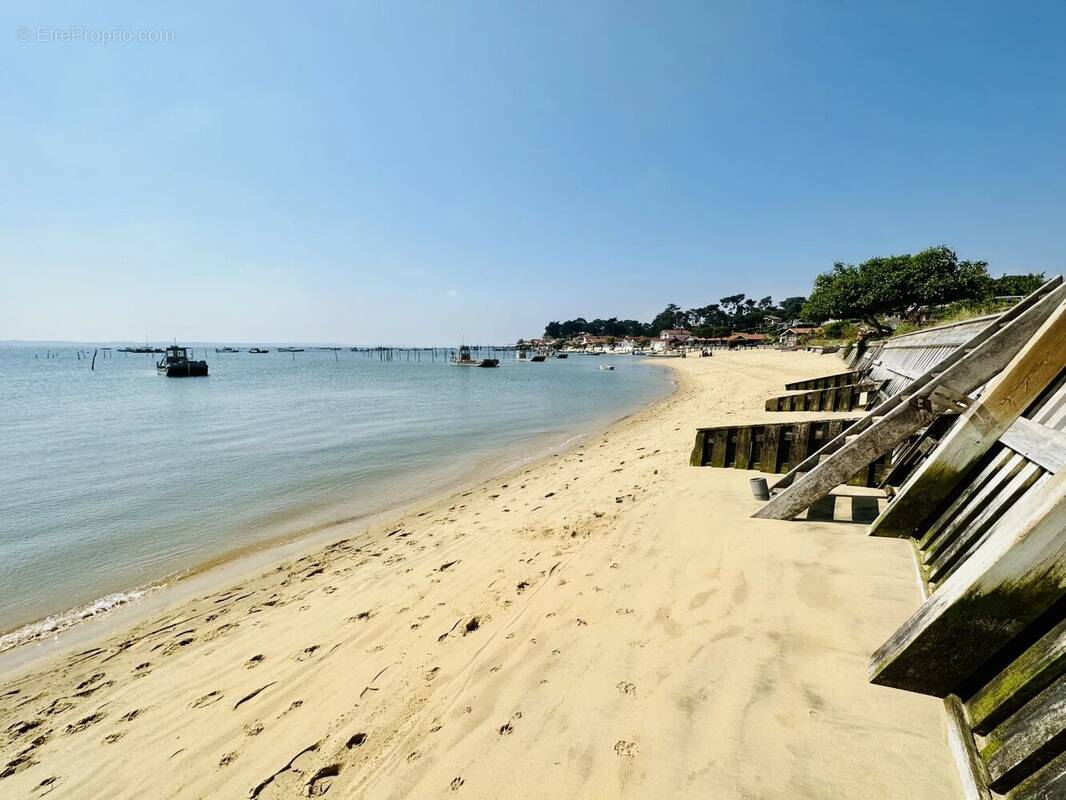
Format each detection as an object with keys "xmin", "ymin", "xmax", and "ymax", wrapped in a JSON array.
[{"xmin": 158, "ymin": 362, "xmax": 209, "ymax": 377}]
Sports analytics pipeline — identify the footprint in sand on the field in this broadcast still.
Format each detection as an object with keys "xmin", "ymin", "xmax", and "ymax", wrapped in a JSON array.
[
  {"xmin": 64, "ymin": 712, "xmax": 106, "ymax": 734},
  {"xmin": 306, "ymin": 764, "xmax": 341, "ymax": 796},
  {"xmin": 246, "ymin": 654, "xmax": 265, "ymax": 669},
  {"xmin": 191, "ymin": 691, "xmax": 223, "ymax": 709},
  {"xmin": 31, "ymin": 775, "xmax": 62, "ymax": 795},
  {"xmin": 498, "ymin": 711, "xmax": 523, "ymax": 736},
  {"xmin": 614, "ymin": 740, "xmax": 637, "ymax": 758},
  {"xmin": 218, "ymin": 751, "xmax": 239, "ymax": 767},
  {"xmin": 616, "ymin": 682, "xmax": 637, "ymax": 696},
  {"xmin": 244, "ymin": 721, "xmax": 264, "ymax": 737},
  {"xmin": 450, "ymin": 776, "xmax": 465, "ymax": 791}
]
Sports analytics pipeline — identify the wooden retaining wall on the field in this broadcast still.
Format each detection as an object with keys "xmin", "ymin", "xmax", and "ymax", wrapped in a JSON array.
[
  {"xmin": 694, "ymin": 278, "xmax": 1066, "ymax": 798},
  {"xmin": 783, "ymin": 370, "xmax": 864, "ymax": 391},
  {"xmin": 764, "ymin": 381, "xmax": 884, "ymax": 412},
  {"xmin": 865, "ymin": 315, "xmax": 1000, "ymax": 399},
  {"xmin": 689, "ymin": 419, "xmax": 891, "ymax": 487},
  {"xmin": 864, "ymin": 294, "xmax": 1066, "ymax": 799}
]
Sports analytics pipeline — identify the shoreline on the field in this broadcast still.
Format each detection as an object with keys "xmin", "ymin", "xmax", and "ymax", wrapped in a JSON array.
[
  {"xmin": 0, "ymin": 350, "xmax": 962, "ymax": 799},
  {"xmin": 0, "ymin": 361, "xmax": 679, "ymax": 677}
]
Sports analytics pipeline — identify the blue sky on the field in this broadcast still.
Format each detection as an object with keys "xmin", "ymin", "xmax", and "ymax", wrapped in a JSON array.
[{"xmin": 2, "ymin": 1, "xmax": 1064, "ymax": 344}]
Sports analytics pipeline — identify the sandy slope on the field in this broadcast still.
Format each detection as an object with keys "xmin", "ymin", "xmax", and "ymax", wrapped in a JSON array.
[{"xmin": 0, "ymin": 350, "xmax": 961, "ymax": 799}]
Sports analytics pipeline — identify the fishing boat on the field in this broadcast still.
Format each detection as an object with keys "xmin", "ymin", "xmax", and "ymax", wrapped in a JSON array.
[
  {"xmin": 248, "ymin": 347, "xmax": 270, "ymax": 354},
  {"xmin": 214, "ymin": 346, "xmax": 239, "ymax": 353},
  {"xmin": 277, "ymin": 347, "xmax": 305, "ymax": 353},
  {"xmin": 452, "ymin": 345, "xmax": 499, "ymax": 367},
  {"xmin": 530, "ymin": 354, "xmax": 547, "ymax": 362},
  {"xmin": 157, "ymin": 346, "xmax": 208, "ymax": 377},
  {"xmin": 555, "ymin": 353, "xmax": 568, "ymax": 359},
  {"xmin": 599, "ymin": 364, "xmax": 615, "ymax": 371}
]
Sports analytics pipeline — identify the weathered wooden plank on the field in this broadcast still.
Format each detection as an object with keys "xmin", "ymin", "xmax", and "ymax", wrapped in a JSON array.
[
  {"xmin": 710, "ymin": 429, "xmax": 728, "ymax": 467},
  {"xmin": 945, "ymin": 694, "xmax": 994, "ymax": 800},
  {"xmin": 791, "ymin": 422, "xmax": 812, "ymax": 464},
  {"xmin": 918, "ymin": 448, "xmax": 1017, "ymax": 550},
  {"xmin": 968, "ymin": 618, "xmax": 1066, "ymax": 736},
  {"xmin": 871, "ymin": 300, "xmax": 1066, "ymax": 538},
  {"xmin": 762, "ymin": 424, "xmax": 782, "ymax": 472},
  {"xmin": 689, "ymin": 430, "xmax": 707, "ymax": 467},
  {"xmin": 922, "ymin": 458, "xmax": 1033, "ymax": 566},
  {"xmin": 734, "ymin": 426, "xmax": 753, "ymax": 470},
  {"xmin": 929, "ymin": 468, "xmax": 1048, "ymax": 585},
  {"xmin": 868, "ymin": 469, "xmax": 1066, "ymax": 696},
  {"xmin": 981, "ymin": 677, "xmax": 1066, "ymax": 792},
  {"xmin": 1001, "ymin": 416, "xmax": 1066, "ymax": 474},
  {"xmin": 1008, "ymin": 749, "xmax": 1066, "ymax": 800}
]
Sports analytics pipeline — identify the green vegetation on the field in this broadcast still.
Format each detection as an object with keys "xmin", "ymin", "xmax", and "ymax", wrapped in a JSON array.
[
  {"xmin": 802, "ymin": 246, "xmax": 993, "ymax": 334},
  {"xmin": 543, "ymin": 294, "xmax": 805, "ymax": 340},
  {"xmin": 541, "ymin": 247, "xmax": 1048, "ymax": 344}
]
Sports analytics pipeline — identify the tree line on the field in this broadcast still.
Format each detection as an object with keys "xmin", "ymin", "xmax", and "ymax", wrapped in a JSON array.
[
  {"xmin": 542, "ymin": 245, "xmax": 1047, "ymax": 340},
  {"xmin": 543, "ymin": 294, "xmax": 807, "ymax": 340}
]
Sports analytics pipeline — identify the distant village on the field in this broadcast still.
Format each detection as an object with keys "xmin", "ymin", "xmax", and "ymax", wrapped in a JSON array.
[{"xmin": 524, "ymin": 316, "xmax": 825, "ymax": 355}]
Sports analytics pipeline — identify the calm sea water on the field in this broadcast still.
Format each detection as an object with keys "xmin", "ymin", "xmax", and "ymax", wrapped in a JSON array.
[{"xmin": 0, "ymin": 344, "xmax": 671, "ymax": 648}]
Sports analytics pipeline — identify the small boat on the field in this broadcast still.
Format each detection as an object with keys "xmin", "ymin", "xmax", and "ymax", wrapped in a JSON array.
[
  {"xmin": 214, "ymin": 346, "xmax": 239, "ymax": 353},
  {"xmin": 248, "ymin": 347, "xmax": 270, "ymax": 354},
  {"xmin": 277, "ymin": 347, "xmax": 305, "ymax": 353},
  {"xmin": 452, "ymin": 344, "xmax": 499, "ymax": 367},
  {"xmin": 555, "ymin": 353, "xmax": 568, "ymax": 359},
  {"xmin": 530, "ymin": 354, "xmax": 547, "ymax": 362},
  {"xmin": 599, "ymin": 364, "xmax": 615, "ymax": 371},
  {"xmin": 157, "ymin": 346, "xmax": 208, "ymax": 377}
]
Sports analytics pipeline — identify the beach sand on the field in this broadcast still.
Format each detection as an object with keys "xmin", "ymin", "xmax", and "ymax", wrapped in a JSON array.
[{"xmin": 0, "ymin": 350, "xmax": 961, "ymax": 799}]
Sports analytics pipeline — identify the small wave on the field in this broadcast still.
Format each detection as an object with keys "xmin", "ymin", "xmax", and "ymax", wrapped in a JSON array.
[{"xmin": 0, "ymin": 584, "xmax": 165, "ymax": 653}]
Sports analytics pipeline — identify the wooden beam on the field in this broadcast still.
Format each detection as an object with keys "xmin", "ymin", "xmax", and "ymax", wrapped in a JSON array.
[
  {"xmin": 870, "ymin": 299, "xmax": 1066, "ymax": 538},
  {"xmin": 981, "ymin": 677, "xmax": 1066, "ymax": 793},
  {"xmin": 1006, "ymin": 749, "xmax": 1066, "ymax": 800},
  {"xmin": 868, "ymin": 469, "xmax": 1066, "ymax": 697},
  {"xmin": 945, "ymin": 694, "xmax": 994, "ymax": 800},
  {"xmin": 967, "ymin": 618, "xmax": 1066, "ymax": 736},
  {"xmin": 1001, "ymin": 416, "xmax": 1066, "ymax": 474}
]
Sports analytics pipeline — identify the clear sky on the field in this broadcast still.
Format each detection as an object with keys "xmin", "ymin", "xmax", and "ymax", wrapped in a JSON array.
[{"xmin": 2, "ymin": 1, "xmax": 1064, "ymax": 344}]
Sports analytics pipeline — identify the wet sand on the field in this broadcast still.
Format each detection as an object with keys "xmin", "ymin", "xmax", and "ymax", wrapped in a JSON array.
[{"xmin": 0, "ymin": 350, "xmax": 961, "ymax": 799}]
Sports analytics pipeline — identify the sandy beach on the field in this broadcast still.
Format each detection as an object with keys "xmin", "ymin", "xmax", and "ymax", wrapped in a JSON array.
[{"xmin": 0, "ymin": 350, "xmax": 961, "ymax": 799}]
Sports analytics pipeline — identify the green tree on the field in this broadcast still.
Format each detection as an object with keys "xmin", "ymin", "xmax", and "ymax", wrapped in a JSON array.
[
  {"xmin": 650, "ymin": 303, "xmax": 686, "ymax": 334},
  {"xmin": 990, "ymin": 272, "xmax": 1046, "ymax": 296},
  {"xmin": 802, "ymin": 246, "xmax": 990, "ymax": 334}
]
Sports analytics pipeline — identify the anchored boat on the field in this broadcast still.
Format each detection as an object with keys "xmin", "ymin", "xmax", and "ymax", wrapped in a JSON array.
[
  {"xmin": 452, "ymin": 345, "xmax": 499, "ymax": 367},
  {"xmin": 157, "ymin": 346, "xmax": 209, "ymax": 377},
  {"xmin": 248, "ymin": 347, "xmax": 270, "ymax": 354}
]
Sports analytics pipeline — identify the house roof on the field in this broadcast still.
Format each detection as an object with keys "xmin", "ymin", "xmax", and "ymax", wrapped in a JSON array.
[{"xmin": 728, "ymin": 332, "xmax": 770, "ymax": 341}]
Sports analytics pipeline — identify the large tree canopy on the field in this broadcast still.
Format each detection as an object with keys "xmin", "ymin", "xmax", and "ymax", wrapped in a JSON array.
[{"xmin": 802, "ymin": 246, "xmax": 991, "ymax": 333}]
